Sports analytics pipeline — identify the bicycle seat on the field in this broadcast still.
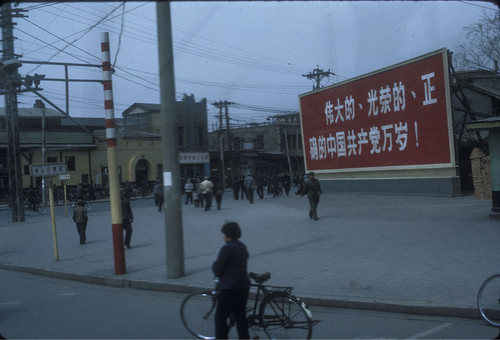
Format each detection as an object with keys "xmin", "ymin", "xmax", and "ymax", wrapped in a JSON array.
[{"xmin": 249, "ymin": 272, "xmax": 271, "ymax": 284}]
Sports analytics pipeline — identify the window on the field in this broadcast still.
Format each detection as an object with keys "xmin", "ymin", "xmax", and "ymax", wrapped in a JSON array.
[
  {"xmin": 197, "ymin": 126, "xmax": 205, "ymax": 147},
  {"xmin": 256, "ymin": 135, "xmax": 264, "ymax": 149},
  {"xmin": 233, "ymin": 137, "xmax": 241, "ymax": 151},
  {"xmin": 65, "ymin": 156, "xmax": 75, "ymax": 171},
  {"xmin": 493, "ymin": 97, "xmax": 500, "ymax": 116},
  {"xmin": 81, "ymin": 174, "xmax": 89, "ymax": 184},
  {"xmin": 47, "ymin": 157, "xmax": 58, "ymax": 163},
  {"xmin": 24, "ymin": 165, "xmax": 30, "ymax": 175},
  {"xmin": 178, "ymin": 126, "xmax": 184, "ymax": 147}
]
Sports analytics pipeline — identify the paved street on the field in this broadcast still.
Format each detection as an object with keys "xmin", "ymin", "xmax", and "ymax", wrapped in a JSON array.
[{"xmin": 0, "ymin": 191, "xmax": 499, "ymax": 319}]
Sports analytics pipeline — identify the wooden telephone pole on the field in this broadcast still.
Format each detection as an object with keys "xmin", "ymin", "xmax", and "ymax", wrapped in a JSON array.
[
  {"xmin": 1, "ymin": 3, "xmax": 26, "ymax": 222},
  {"xmin": 302, "ymin": 65, "xmax": 335, "ymax": 90}
]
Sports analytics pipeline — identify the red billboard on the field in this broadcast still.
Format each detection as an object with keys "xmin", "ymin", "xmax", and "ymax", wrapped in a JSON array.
[{"xmin": 299, "ymin": 49, "xmax": 454, "ymax": 172}]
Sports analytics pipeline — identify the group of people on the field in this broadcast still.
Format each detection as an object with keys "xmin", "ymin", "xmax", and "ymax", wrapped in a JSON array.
[
  {"xmin": 231, "ymin": 174, "xmax": 259, "ymax": 201},
  {"xmin": 183, "ymin": 171, "xmax": 323, "ymax": 220},
  {"xmin": 231, "ymin": 173, "xmax": 296, "ymax": 201},
  {"xmin": 72, "ymin": 170, "xmax": 321, "ymax": 249},
  {"xmin": 182, "ymin": 177, "xmax": 224, "ymax": 211}
]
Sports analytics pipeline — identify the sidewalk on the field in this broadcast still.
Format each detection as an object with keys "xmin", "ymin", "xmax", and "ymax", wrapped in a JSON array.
[{"xmin": 0, "ymin": 191, "xmax": 499, "ymax": 319}]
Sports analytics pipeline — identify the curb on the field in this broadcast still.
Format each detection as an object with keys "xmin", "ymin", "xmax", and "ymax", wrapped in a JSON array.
[{"xmin": 0, "ymin": 263, "xmax": 480, "ymax": 321}]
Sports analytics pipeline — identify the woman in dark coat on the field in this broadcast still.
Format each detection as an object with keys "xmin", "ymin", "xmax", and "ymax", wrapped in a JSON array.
[{"xmin": 212, "ymin": 222, "xmax": 250, "ymax": 339}]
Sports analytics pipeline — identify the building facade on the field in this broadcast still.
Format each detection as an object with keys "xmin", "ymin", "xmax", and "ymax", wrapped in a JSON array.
[
  {"xmin": 0, "ymin": 107, "xmax": 103, "ymax": 201},
  {"xmin": 452, "ymin": 69, "xmax": 500, "ymax": 192},
  {"xmin": 120, "ymin": 94, "xmax": 210, "ymax": 181},
  {"xmin": 0, "ymin": 94, "xmax": 209, "ymax": 204},
  {"xmin": 208, "ymin": 113, "xmax": 304, "ymax": 186}
]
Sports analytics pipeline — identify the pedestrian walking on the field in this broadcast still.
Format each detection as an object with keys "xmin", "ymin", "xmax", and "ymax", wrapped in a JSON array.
[
  {"xmin": 256, "ymin": 175, "xmax": 264, "ymax": 199},
  {"xmin": 271, "ymin": 175, "xmax": 281, "ymax": 198},
  {"xmin": 200, "ymin": 177, "xmax": 213, "ymax": 211},
  {"xmin": 214, "ymin": 180, "xmax": 223, "ymax": 210},
  {"xmin": 194, "ymin": 177, "xmax": 204, "ymax": 208},
  {"xmin": 282, "ymin": 173, "xmax": 291, "ymax": 196},
  {"xmin": 301, "ymin": 171, "xmax": 322, "ymax": 220},
  {"xmin": 232, "ymin": 177, "xmax": 240, "ymax": 200},
  {"xmin": 212, "ymin": 222, "xmax": 250, "ymax": 340},
  {"xmin": 239, "ymin": 177, "xmax": 247, "ymax": 200},
  {"xmin": 153, "ymin": 179, "xmax": 164, "ymax": 212},
  {"xmin": 184, "ymin": 178, "xmax": 194, "ymax": 205},
  {"xmin": 72, "ymin": 199, "xmax": 88, "ymax": 245},
  {"xmin": 121, "ymin": 189, "xmax": 134, "ymax": 248},
  {"xmin": 244, "ymin": 173, "xmax": 255, "ymax": 203}
]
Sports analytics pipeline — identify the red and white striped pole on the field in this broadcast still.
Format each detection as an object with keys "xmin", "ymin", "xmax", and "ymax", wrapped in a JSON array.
[{"xmin": 101, "ymin": 32, "xmax": 126, "ymax": 275}]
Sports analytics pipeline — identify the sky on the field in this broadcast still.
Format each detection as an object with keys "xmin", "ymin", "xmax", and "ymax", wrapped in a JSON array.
[{"xmin": 6, "ymin": 1, "xmax": 500, "ymax": 130}]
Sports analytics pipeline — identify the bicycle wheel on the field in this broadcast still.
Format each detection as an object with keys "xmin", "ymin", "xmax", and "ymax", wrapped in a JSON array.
[
  {"xmin": 181, "ymin": 291, "xmax": 217, "ymax": 339},
  {"xmin": 477, "ymin": 274, "xmax": 500, "ymax": 327},
  {"xmin": 259, "ymin": 292, "xmax": 313, "ymax": 339},
  {"xmin": 38, "ymin": 206, "xmax": 47, "ymax": 215}
]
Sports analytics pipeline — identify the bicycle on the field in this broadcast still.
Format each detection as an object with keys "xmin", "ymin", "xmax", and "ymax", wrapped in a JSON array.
[
  {"xmin": 180, "ymin": 272, "xmax": 320, "ymax": 339},
  {"xmin": 24, "ymin": 199, "xmax": 47, "ymax": 215},
  {"xmin": 477, "ymin": 274, "xmax": 500, "ymax": 327}
]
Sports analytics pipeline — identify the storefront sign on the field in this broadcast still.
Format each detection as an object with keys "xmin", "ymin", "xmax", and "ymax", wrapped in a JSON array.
[{"xmin": 178, "ymin": 152, "xmax": 210, "ymax": 164}]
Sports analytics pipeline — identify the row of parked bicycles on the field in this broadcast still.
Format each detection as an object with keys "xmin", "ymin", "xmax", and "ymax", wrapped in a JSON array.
[
  {"xmin": 22, "ymin": 186, "xmax": 101, "ymax": 215},
  {"xmin": 21, "ymin": 182, "xmax": 153, "ymax": 216}
]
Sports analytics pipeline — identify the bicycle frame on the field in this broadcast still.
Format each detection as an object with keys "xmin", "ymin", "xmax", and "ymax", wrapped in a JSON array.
[{"xmin": 246, "ymin": 282, "xmax": 294, "ymax": 329}]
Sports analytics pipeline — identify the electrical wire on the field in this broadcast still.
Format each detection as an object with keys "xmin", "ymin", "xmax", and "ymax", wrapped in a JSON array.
[
  {"xmin": 112, "ymin": 2, "xmax": 126, "ymax": 70},
  {"xmin": 13, "ymin": 2, "xmax": 325, "ymax": 119}
]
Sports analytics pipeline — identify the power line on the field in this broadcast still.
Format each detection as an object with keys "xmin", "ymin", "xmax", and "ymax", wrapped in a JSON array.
[
  {"xmin": 13, "ymin": 3, "xmax": 311, "ymax": 119},
  {"xmin": 458, "ymin": 1, "xmax": 499, "ymax": 10}
]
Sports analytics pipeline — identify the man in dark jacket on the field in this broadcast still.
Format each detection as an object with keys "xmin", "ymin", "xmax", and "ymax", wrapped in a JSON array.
[
  {"xmin": 121, "ymin": 189, "xmax": 134, "ymax": 249},
  {"xmin": 72, "ymin": 199, "xmax": 88, "ymax": 245},
  {"xmin": 301, "ymin": 171, "xmax": 322, "ymax": 220},
  {"xmin": 212, "ymin": 222, "xmax": 250, "ymax": 339}
]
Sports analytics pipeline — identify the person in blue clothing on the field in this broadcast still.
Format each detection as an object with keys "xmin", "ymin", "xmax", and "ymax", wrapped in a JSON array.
[{"xmin": 212, "ymin": 222, "xmax": 250, "ymax": 339}]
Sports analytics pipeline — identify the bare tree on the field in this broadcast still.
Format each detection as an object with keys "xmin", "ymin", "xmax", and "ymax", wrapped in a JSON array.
[{"xmin": 453, "ymin": 10, "xmax": 500, "ymax": 71}]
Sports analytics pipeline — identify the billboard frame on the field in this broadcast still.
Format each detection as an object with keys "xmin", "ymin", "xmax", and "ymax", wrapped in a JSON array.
[{"xmin": 299, "ymin": 48, "xmax": 456, "ymax": 177}]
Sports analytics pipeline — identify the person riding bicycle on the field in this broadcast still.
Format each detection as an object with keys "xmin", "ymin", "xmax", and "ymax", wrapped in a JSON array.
[{"xmin": 212, "ymin": 222, "xmax": 250, "ymax": 339}]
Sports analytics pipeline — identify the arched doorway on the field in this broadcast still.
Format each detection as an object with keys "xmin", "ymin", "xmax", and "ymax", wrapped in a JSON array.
[{"xmin": 135, "ymin": 159, "xmax": 149, "ymax": 184}]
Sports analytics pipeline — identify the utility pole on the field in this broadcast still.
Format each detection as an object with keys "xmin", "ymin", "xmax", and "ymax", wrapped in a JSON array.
[
  {"xmin": 282, "ymin": 126, "xmax": 293, "ymax": 180},
  {"xmin": 1, "ymin": 3, "xmax": 26, "ymax": 222},
  {"xmin": 224, "ymin": 100, "xmax": 234, "ymax": 187},
  {"xmin": 302, "ymin": 65, "xmax": 335, "ymax": 90},
  {"xmin": 212, "ymin": 101, "xmax": 225, "ymax": 189},
  {"xmin": 157, "ymin": 2, "xmax": 185, "ymax": 279},
  {"xmin": 212, "ymin": 100, "xmax": 235, "ymax": 189}
]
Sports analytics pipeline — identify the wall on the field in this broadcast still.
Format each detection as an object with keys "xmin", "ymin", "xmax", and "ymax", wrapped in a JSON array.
[
  {"xmin": 92, "ymin": 136, "xmax": 162, "ymax": 185},
  {"xmin": 470, "ymin": 147, "xmax": 491, "ymax": 199}
]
